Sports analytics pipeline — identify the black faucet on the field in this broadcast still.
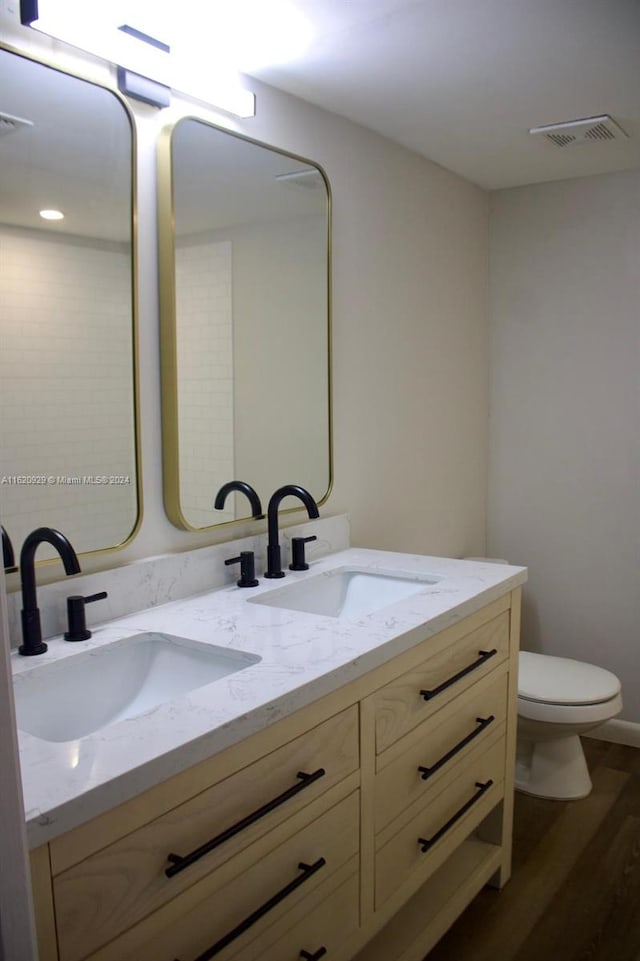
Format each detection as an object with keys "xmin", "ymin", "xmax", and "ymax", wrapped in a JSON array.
[
  {"xmin": 265, "ymin": 485, "xmax": 319, "ymax": 579},
  {"xmin": 1, "ymin": 525, "xmax": 15, "ymax": 569},
  {"xmin": 214, "ymin": 481, "xmax": 264, "ymax": 519},
  {"xmin": 19, "ymin": 527, "xmax": 81, "ymax": 656}
]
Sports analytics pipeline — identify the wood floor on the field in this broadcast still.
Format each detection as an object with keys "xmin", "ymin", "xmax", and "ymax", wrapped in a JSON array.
[{"xmin": 424, "ymin": 737, "xmax": 640, "ymax": 961}]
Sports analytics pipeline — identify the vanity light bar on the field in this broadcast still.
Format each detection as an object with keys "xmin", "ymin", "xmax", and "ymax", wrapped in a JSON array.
[
  {"xmin": 116, "ymin": 24, "xmax": 170, "ymax": 108},
  {"xmin": 18, "ymin": 0, "xmax": 256, "ymax": 118}
]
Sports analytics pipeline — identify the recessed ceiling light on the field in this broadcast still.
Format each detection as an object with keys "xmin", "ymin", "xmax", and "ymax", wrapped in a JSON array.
[{"xmin": 39, "ymin": 209, "xmax": 65, "ymax": 221}]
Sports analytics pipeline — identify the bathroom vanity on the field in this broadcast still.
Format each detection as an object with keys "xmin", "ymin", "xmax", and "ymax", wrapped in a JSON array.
[{"xmin": 13, "ymin": 547, "xmax": 525, "ymax": 961}]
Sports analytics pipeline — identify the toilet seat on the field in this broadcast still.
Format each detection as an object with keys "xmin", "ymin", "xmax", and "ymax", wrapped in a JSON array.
[
  {"xmin": 519, "ymin": 651, "xmax": 621, "ymax": 706},
  {"xmin": 517, "ymin": 691, "xmax": 623, "ymax": 725}
]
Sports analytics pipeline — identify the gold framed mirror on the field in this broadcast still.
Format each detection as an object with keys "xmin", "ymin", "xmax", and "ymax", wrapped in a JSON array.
[
  {"xmin": 0, "ymin": 45, "xmax": 141, "ymax": 566},
  {"xmin": 157, "ymin": 117, "xmax": 332, "ymax": 531}
]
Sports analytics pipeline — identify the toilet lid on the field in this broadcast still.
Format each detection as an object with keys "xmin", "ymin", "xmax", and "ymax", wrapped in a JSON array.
[{"xmin": 519, "ymin": 651, "xmax": 621, "ymax": 705}]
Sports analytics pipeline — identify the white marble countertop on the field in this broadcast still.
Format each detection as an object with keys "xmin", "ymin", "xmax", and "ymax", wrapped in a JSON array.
[{"xmin": 11, "ymin": 547, "xmax": 526, "ymax": 847}]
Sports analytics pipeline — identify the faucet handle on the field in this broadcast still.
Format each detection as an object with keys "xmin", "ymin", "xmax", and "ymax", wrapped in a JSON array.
[
  {"xmin": 64, "ymin": 591, "xmax": 108, "ymax": 642},
  {"xmin": 225, "ymin": 551, "xmax": 259, "ymax": 588},
  {"xmin": 289, "ymin": 536, "xmax": 317, "ymax": 571}
]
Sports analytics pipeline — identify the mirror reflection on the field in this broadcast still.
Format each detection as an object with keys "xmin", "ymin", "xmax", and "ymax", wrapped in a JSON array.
[
  {"xmin": 158, "ymin": 118, "xmax": 331, "ymax": 530},
  {"xmin": 0, "ymin": 48, "xmax": 139, "ymax": 562}
]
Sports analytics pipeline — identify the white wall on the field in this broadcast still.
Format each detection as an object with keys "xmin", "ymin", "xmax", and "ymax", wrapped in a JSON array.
[
  {"xmin": 488, "ymin": 168, "xmax": 640, "ymax": 722},
  {"xmin": 156, "ymin": 78, "xmax": 490, "ymax": 560}
]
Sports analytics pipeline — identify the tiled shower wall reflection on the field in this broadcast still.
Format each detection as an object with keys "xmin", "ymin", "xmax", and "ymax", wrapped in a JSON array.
[
  {"xmin": 175, "ymin": 239, "xmax": 235, "ymax": 527},
  {"xmin": 0, "ymin": 226, "xmax": 136, "ymax": 556}
]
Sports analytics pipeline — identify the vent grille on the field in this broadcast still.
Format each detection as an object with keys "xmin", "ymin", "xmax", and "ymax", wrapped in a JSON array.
[
  {"xmin": 546, "ymin": 132, "xmax": 577, "ymax": 147},
  {"xmin": 529, "ymin": 114, "xmax": 628, "ymax": 148},
  {"xmin": 0, "ymin": 112, "xmax": 34, "ymax": 137},
  {"xmin": 584, "ymin": 122, "xmax": 616, "ymax": 142}
]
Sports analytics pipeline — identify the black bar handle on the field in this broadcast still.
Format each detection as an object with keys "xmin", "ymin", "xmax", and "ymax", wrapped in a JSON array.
[
  {"xmin": 176, "ymin": 858, "xmax": 326, "ymax": 961},
  {"xmin": 418, "ymin": 779, "xmax": 494, "ymax": 853},
  {"xmin": 418, "ymin": 715, "xmax": 496, "ymax": 781},
  {"xmin": 419, "ymin": 649, "xmax": 498, "ymax": 701},
  {"xmin": 165, "ymin": 768, "xmax": 326, "ymax": 878},
  {"xmin": 300, "ymin": 949, "xmax": 327, "ymax": 960}
]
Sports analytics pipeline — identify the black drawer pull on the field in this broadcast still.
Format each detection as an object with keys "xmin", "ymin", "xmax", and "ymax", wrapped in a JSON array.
[
  {"xmin": 166, "ymin": 768, "xmax": 325, "ymax": 878},
  {"xmin": 300, "ymin": 949, "xmax": 327, "ymax": 960},
  {"xmin": 419, "ymin": 649, "xmax": 498, "ymax": 701},
  {"xmin": 418, "ymin": 779, "xmax": 494, "ymax": 853},
  {"xmin": 176, "ymin": 858, "xmax": 326, "ymax": 961},
  {"xmin": 418, "ymin": 715, "xmax": 495, "ymax": 780}
]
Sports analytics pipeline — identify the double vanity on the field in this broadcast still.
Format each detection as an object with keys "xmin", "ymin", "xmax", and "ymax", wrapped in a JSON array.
[
  {"xmin": 2, "ymin": 41, "xmax": 525, "ymax": 961},
  {"xmin": 10, "ymin": 532, "xmax": 526, "ymax": 961}
]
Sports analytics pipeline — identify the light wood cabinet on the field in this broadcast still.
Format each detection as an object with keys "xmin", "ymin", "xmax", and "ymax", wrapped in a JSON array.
[
  {"xmin": 374, "ymin": 670, "xmax": 508, "ymax": 833},
  {"xmin": 83, "ymin": 792, "xmax": 359, "ymax": 961},
  {"xmin": 374, "ymin": 734, "xmax": 505, "ymax": 909},
  {"xmin": 30, "ymin": 589, "xmax": 520, "ymax": 961},
  {"xmin": 52, "ymin": 707, "xmax": 359, "ymax": 961}
]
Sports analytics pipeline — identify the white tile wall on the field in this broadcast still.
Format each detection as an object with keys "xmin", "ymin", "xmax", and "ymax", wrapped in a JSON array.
[
  {"xmin": 0, "ymin": 226, "xmax": 137, "ymax": 557},
  {"xmin": 175, "ymin": 239, "xmax": 235, "ymax": 527}
]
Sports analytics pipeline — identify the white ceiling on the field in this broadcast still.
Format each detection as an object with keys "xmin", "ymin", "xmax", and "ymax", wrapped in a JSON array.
[
  {"xmin": 0, "ymin": 49, "xmax": 132, "ymax": 241},
  {"xmin": 1, "ymin": 0, "xmax": 638, "ymax": 245},
  {"xmin": 247, "ymin": 0, "xmax": 640, "ymax": 190}
]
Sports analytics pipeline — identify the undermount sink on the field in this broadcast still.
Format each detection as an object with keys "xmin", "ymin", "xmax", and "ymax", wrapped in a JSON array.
[
  {"xmin": 13, "ymin": 632, "xmax": 261, "ymax": 743},
  {"xmin": 250, "ymin": 567, "xmax": 440, "ymax": 620}
]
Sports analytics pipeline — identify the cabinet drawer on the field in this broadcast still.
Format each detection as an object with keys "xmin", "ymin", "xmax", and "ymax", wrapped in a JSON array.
[
  {"xmin": 54, "ymin": 707, "xmax": 358, "ymax": 961},
  {"xmin": 375, "ymin": 736, "xmax": 505, "ymax": 909},
  {"xmin": 225, "ymin": 861, "xmax": 359, "ymax": 961},
  {"xmin": 375, "ymin": 671, "xmax": 508, "ymax": 832},
  {"xmin": 85, "ymin": 791, "xmax": 359, "ymax": 961},
  {"xmin": 373, "ymin": 611, "xmax": 509, "ymax": 754}
]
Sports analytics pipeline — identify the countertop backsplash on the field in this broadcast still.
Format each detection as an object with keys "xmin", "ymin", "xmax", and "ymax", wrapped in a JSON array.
[{"xmin": 5, "ymin": 514, "xmax": 351, "ymax": 648}]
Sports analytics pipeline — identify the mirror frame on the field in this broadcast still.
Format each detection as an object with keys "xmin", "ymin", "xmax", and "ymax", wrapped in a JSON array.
[
  {"xmin": 0, "ymin": 42, "xmax": 143, "ymax": 570},
  {"xmin": 157, "ymin": 117, "xmax": 333, "ymax": 532}
]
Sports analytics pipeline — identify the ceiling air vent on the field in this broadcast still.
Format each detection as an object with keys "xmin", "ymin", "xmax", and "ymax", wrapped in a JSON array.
[
  {"xmin": 0, "ymin": 112, "xmax": 34, "ymax": 137},
  {"xmin": 529, "ymin": 114, "xmax": 628, "ymax": 147}
]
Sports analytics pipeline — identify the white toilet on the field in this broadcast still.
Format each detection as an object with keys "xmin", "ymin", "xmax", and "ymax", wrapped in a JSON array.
[
  {"xmin": 516, "ymin": 650, "xmax": 622, "ymax": 800},
  {"xmin": 464, "ymin": 558, "xmax": 623, "ymax": 800}
]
